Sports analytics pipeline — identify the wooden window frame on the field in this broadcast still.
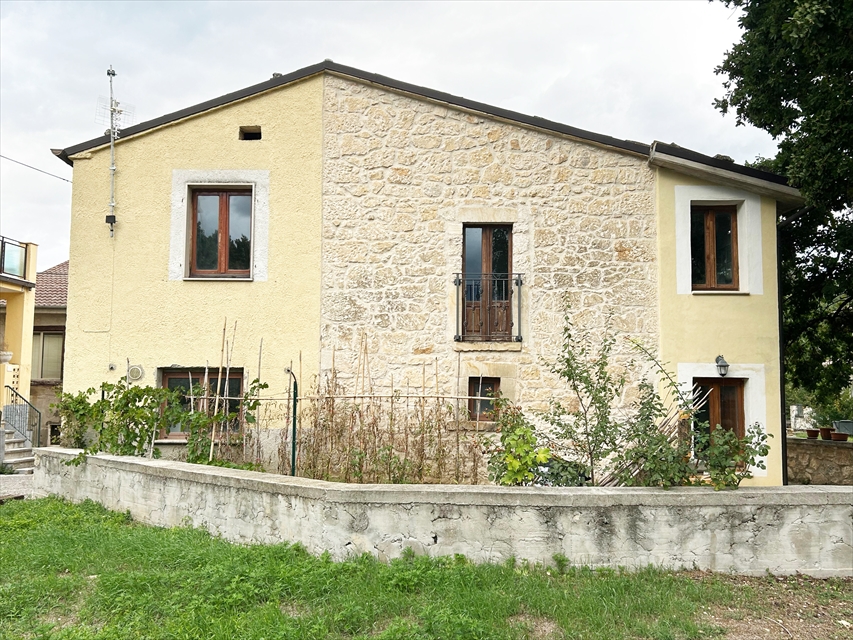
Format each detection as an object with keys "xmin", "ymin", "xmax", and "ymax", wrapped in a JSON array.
[
  {"xmin": 468, "ymin": 377, "xmax": 500, "ymax": 422},
  {"xmin": 693, "ymin": 377, "xmax": 746, "ymax": 441},
  {"xmin": 160, "ymin": 368, "xmax": 244, "ymax": 438},
  {"xmin": 190, "ymin": 188, "xmax": 253, "ymax": 278},
  {"xmin": 690, "ymin": 205, "xmax": 739, "ymax": 291},
  {"xmin": 461, "ymin": 225, "xmax": 513, "ymax": 341}
]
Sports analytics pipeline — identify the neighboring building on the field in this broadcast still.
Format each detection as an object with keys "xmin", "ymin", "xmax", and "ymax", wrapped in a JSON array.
[
  {"xmin": 1, "ymin": 236, "xmax": 39, "ymax": 471},
  {"xmin": 0, "ymin": 258, "xmax": 67, "ymax": 447},
  {"xmin": 53, "ymin": 61, "xmax": 802, "ymax": 485},
  {"xmin": 30, "ymin": 261, "xmax": 68, "ymax": 444}
]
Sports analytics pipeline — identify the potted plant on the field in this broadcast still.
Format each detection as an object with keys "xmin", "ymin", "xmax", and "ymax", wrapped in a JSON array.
[{"xmin": 0, "ymin": 340, "xmax": 12, "ymax": 364}]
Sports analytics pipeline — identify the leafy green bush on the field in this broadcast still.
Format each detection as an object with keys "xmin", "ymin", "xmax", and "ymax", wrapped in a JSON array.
[
  {"xmin": 695, "ymin": 422, "xmax": 771, "ymax": 490},
  {"xmin": 52, "ymin": 388, "xmax": 101, "ymax": 448},
  {"xmin": 610, "ymin": 379, "xmax": 694, "ymax": 488},
  {"xmin": 54, "ymin": 378, "xmax": 267, "ymax": 467},
  {"xmin": 487, "ymin": 396, "xmax": 550, "ymax": 486}
]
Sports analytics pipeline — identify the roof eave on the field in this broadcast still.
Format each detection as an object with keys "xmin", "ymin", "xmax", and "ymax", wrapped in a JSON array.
[{"xmin": 649, "ymin": 143, "xmax": 803, "ymax": 211}]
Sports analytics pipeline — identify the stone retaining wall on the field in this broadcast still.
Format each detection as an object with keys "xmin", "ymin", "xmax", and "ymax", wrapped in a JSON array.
[
  {"xmin": 32, "ymin": 448, "xmax": 853, "ymax": 577},
  {"xmin": 787, "ymin": 437, "xmax": 853, "ymax": 486}
]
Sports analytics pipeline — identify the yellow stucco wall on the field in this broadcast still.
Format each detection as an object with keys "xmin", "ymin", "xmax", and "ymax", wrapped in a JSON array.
[
  {"xmin": 64, "ymin": 76, "xmax": 324, "ymax": 401},
  {"xmin": 0, "ymin": 243, "xmax": 38, "ymax": 398},
  {"xmin": 656, "ymin": 167, "xmax": 783, "ymax": 485}
]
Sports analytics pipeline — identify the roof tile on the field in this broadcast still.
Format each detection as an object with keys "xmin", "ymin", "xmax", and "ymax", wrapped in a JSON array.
[{"xmin": 34, "ymin": 260, "xmax": 68, "ymax": 307}]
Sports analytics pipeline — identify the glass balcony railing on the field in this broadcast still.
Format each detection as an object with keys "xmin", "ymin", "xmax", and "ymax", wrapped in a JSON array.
[{"xmin": 0, "ymin": 236, "xmax": 28, "ymax": 279}]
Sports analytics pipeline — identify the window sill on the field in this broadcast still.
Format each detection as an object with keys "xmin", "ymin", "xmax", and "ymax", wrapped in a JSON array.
[
  {"xmin": 155, "ymin": 438, "xmax": 188, "ymax": 444},
  {"xmin": 448, "ymin": 421, "xmax": 499, "ymax": 432},
  {"xmin": 183, "ymin": 276, "xmax": 254, "ymax": 282},
  {"xmin": 453, "ymin": 341, "xmax": 522, "ymax": 352},
  {"xmin": 691, "ymin": 290, "xmax": 750, "ymax": 296}
]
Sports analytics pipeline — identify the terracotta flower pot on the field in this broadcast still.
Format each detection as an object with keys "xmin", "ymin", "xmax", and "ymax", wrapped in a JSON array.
[
  {"xmin": 805, "ymin": 429, "xmax": 819, "ymax": 439},
  {"xmin": 819, "ymin": 427, "xmax": 833, "ymax": 440},
  {"xmin": 830, "ymin": 432, "xmax": 849, "ymax": 442}
]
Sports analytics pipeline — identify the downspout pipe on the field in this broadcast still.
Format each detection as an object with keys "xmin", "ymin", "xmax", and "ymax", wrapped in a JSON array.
[{"xmin": 776, "ymin": 210, "xmax": 789, "ymax": 485}]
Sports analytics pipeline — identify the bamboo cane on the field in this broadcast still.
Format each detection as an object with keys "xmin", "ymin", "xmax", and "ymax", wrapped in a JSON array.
[{"xmin": 209, "ymin": 318, "xmax": 227, "ymax": 462}]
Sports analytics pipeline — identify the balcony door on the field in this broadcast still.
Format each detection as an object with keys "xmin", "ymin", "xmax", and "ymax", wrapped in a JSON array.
[{"xmin": 463, "ymin": 225, "xmax": 512, "ymax": 340}]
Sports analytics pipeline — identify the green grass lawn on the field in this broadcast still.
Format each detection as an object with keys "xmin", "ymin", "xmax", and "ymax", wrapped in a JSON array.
[{"xmin": 0, "ymin": 498, "xmax": 850, "ymax": 640}]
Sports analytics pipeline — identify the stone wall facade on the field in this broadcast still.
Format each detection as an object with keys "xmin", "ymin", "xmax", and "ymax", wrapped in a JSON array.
[
  {"xmin": 32, "ymin": 449, "xmax": 853, "ymax": 577},
  {"xmin": 320, "ymin": 75, "xmax": 657, "ymax": 409},
  {"xmin": 787, "ymin": 437, "xmax": 853, "ymax": 486}
]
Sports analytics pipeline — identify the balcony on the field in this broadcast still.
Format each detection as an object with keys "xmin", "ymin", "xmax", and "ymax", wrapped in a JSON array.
[
  {"xmin": 1, "ymin": 236, "xmax": 30, "ymax": 281},
  {"xmin": 453, "ymin": 272, "xmax": 523, "ymax": 342}
]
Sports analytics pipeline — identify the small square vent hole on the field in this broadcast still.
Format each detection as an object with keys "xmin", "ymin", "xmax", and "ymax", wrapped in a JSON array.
[{"xmin": 239, "ymin": 126, "xmax": 262, "ymax": 140}]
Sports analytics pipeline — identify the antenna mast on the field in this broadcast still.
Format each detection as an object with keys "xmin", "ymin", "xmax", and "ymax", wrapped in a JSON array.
[{"xmin": 107, "ymin": 66, "xmax": 118, "ymax": 237}]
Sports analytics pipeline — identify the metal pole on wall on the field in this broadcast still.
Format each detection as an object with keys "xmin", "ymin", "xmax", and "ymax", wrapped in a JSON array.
[{"xmin": 286, "ymin": 367, "xmax": 298, "ymax": 476}]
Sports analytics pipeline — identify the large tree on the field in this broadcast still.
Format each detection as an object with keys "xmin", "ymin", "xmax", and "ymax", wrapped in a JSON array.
[{"xmin": 715, "ymin": 0, "xmax": 853, "ymax": 401}]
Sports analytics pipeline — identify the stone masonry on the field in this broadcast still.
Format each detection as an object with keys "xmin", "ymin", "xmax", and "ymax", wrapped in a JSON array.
[
  {"xmin": 787, "ymin": 438, "xmax": 853, "ymax": 486},
  {"xmin": 320, "ymin": 75, "xmax": 658, "ymax": 409}
]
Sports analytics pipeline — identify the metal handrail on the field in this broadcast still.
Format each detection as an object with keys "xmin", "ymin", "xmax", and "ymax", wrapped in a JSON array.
[
  {"xmin": 453, "ymin": 272, "xmax": 524, "ymax": 342},
  {"xmin": 4, "ymin": 385, "xmax": 41, "ymax": 448},
  {"xmin": 0, "ymin": 236, "xmax": 28, "ymax": 279}
]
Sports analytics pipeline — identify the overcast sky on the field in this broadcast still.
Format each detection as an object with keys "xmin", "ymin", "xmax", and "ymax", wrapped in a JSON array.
[{"xmin": 0, "ymin": 0, "xmax": 778, "ymax": 271}]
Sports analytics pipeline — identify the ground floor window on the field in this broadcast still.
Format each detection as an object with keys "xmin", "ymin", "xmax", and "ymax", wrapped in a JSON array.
[
  {"xmin": 693, "ymin": 377, "xmax": 745, "ymax": 444},
  {"xmin": 160, "ymin": 368, "xmax": 243, "ymax": 437},
  {"xmin": 468, "ymin": 377, "xmax": 500, "ymax": 421},
  {"xmin": 31, "ymin": 330, "xmax": 64, "ymax": 380}
]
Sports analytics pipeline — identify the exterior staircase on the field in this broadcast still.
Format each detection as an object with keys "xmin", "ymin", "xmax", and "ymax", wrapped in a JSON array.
[{"xmin": 3, "ymin": 426, "xmax": 34, "ymax": 474}]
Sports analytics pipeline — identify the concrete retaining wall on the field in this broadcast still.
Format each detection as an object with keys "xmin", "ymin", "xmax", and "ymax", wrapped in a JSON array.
[{"xmin": 32, "ymin": 448, "xmax": 853, "ymax": 577}]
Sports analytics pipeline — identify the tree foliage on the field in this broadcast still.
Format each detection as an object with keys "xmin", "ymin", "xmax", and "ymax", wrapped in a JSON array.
[
  {"xmin": 715, "ymin": 0, "xmax": 852, "ymax": 211},
  {"xmin": 715, "ymin": 0, "xmax": 853, "ymax": 400}
]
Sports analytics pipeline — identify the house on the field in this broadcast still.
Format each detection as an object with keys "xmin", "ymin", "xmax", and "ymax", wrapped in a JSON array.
[
  {"xmin": 1, "ymin": 259, "xmax": 68, "ymax": 444},
  {"xmin": 1, "ymin": 235, "xmax": 39, "ymax": 471},
  {"xmin": 52, "ymin": 61, "xmax": 802, "ymax": 485},
  {"xmin": 29, "ymin": 261, "xmax": 68, "ymax": 444}
]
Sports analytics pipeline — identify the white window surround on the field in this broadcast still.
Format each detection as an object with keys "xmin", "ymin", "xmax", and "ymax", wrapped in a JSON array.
[
  {"xmin": 677, "ymin": 362, "xmax": 768, "ymax": 476},
  {"xmin": 675, "ymin": 185, "xmax": 762, "ymax": 295},
  {"xmin": 169, "ymin": 170, "xmax": 270, "ymax": 281}
]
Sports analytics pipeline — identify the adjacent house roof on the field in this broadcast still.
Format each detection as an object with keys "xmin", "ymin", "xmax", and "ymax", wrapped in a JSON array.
[
  {"xmin": 51, "ymin": 60, "xmax": 798, "ymax": 201},
  {"xmin": 35, "ymin": 260, "xmax": 68, "ymax": 308}
]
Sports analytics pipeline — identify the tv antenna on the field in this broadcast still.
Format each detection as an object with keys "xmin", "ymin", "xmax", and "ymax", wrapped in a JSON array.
[{"xmin": 95, "ymin": 66, "xmax": 134, "ymax": 237}]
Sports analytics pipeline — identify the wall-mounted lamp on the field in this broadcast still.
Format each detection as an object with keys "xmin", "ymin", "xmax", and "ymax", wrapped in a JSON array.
[
  {"xmin": 715, "ymin": 355, "xmax": 729, "ymax": 377},
  {"xmin": 105, "ymin": 214, "xmax": 116, "ymax": 237}
]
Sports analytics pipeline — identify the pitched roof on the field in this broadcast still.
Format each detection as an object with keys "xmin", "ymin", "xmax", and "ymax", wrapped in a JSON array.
[
  {"xmin": 34, "ymin": 260, "xmax": 68, "ymax": 308},
  {"xmin": 51, "ymin": 60, "xmax": 792, "ymax": 192}
]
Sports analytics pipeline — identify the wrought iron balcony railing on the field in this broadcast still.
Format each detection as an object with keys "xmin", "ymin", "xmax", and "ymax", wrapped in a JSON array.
[
  {"xmin": 453, "ymin": 272, "xmax": 523, "ymax": 342},
  {"xmin": 0, "ymin": 236, "xmax": 28, "ymax": 280}
]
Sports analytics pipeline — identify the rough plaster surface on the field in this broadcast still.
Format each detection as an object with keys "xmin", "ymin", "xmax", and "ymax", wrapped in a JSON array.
[
  {"xmin": 321, "ymin": 75, "xmax": 658, "ymax": 410},
  {"xmin": 33, "ymin": 449, "xmax": 853, "ymax": 577},
  {"xmin": 787, "ymin": 438, "xmax": 853, "ymax": 486}
]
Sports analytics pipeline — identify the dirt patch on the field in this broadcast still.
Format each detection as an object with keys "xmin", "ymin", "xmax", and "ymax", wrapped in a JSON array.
[
  {"xmin": 508, "ymin": 613, "xmax": 563, "ymax": 639},
  {"xmin": 689, "ymin": 573, "xmax": 853, "ymax": 640},
  {"xmin": 279, "ymin": 601, "xmax": 310, "ymax": 618}
]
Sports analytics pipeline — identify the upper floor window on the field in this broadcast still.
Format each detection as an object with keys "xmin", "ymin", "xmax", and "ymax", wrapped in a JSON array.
[
  {"xmin": 690, "ymin": 205, "xmax": 739, "ymax": 290},
  {"xmin": 458, "ymin": 225, "xmax": 519, "ymax": 341},
  {"xmin": 31, "ymin": 330, "xmax": 64, "ymax": 380},
  {"xmin": 191, "ymin": 190, "xmax": 252, "ymax": 277}
]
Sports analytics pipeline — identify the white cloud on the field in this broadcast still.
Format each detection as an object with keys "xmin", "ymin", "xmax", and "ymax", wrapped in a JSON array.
[{"xmin": 0, "ymin": 0, "xmax": 778, "ymax": 270}]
